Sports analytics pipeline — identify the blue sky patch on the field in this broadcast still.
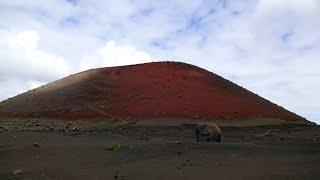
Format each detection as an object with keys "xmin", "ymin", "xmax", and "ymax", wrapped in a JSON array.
[
  {"xmin": 140, "ymin": 7, "xmax": 154, "ymax": 16},
  {"xmin": 185, "ymin": 8, "xmax": 216, "ymax": 31},
  {"xmin": 60, "ymin": 17, "xmax": 80, "ymax": 27},
  {"xmin": 66, "ymin": 0, "xmax": 78, "ymax": 6},
  {"xmin": 151, "ymin": 40, "xmax": 168, "ymax": 50},
  {"xmin": 281, "ymin": 30, "xmax": 294, "ymax": 43}
]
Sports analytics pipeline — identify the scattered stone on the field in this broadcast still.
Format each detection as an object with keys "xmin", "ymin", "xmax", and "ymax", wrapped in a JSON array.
[
  {"xmin": 140, "ymin": 137, "xmax": 149, "ymax": 141},
  {"xmin": 0, "ymin": 125, "xmax": 9, "ymax": 131},
  {"xmin": 12, "ymin": 169, "xmax": 23, "ymax": 176},
  {"xmin": 114, "ymin": 170, "xmax": 119, "ymax": 179},
  {"xmin": 33, "ymin": 143, "xmax": 40, "ymax": 148},
  {"xmin": 46, "ymin": 125, "xmax": 54, "ymax": 131},
  {"xmin": 242, "ymin": 136, "xmax": 248, "ymax": 141}
]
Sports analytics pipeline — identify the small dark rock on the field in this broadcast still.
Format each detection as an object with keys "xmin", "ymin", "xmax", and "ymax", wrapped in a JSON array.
[
  {"xmin": 242, "ymin": 136, "xmax": 248, "ymax": 141},
  {"xmin": 114, "ymin": 171, "xmax": 119, "ymax": 179},
  {"xmin": 0, "ymin": 125, "xmax": 8, "ymax": 131},
  {"xmin": 33, "ymin": 143, "xmax": 40, "ymax": 148}
]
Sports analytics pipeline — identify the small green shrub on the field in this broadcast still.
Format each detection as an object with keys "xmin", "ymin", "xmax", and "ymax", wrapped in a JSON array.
[{"xmin": 106, "ymin": 142, "xmax": 121, "ymax": 151}]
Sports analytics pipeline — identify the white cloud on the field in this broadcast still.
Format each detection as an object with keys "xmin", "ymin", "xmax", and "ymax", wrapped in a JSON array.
[
  {"xmin": 0, "ymin": 30, "xmax": 71, "ymax": 81},
  {"xmin": 9, "ymin": 30, "xmax": 38, "ymax": 50},
  {"xmin": 0, "ymin": 79, "xmax": 44, "ymax": 100},
  {"xmin": 80, "ymin": 40, "xmax": 152, "ymax": 70},
  {"xmin": 0, "ymin": 29, "xmax": 72, "ymax": 99},
  {"xmin": 0, "ymin": 29, "xmax": 153, "ymax": 99}
]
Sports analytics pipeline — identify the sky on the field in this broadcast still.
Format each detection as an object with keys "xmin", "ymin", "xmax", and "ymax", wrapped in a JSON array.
[{"xmin": 0, "ymin": 0, "xmax": 319, "ymax": 123}]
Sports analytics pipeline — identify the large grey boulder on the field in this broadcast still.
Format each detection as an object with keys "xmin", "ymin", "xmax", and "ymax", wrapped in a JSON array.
[{"xmin": 195, "ymin": 123, "xmax": 222, "ymax": 142}]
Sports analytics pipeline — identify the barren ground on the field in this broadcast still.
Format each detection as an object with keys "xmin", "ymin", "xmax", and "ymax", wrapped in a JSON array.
[{"xmin": 1, "ymin": 118, "xmax": 320, "ymax": 180}]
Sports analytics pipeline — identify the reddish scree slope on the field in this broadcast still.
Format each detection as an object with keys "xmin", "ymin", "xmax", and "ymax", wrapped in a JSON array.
[{"xmin": 0, "ymin": 62, "xmax": 306, "ymax": 121}]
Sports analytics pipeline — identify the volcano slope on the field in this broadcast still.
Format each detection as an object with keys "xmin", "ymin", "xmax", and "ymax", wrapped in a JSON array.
[{"xmin": 0, "ymin": 61, "xmax": 308, "ymax": 123}]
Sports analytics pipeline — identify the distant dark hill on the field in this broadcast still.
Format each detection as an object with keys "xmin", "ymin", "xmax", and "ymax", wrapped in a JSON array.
[{"xmin": 0, "ymin": 61, "xmax": 308, "ymax": 122}]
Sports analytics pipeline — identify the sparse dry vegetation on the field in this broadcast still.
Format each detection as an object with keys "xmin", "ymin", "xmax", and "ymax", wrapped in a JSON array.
[{"xmin": 106, "ymin": 142, "xmax": 122, "ymax": 151}]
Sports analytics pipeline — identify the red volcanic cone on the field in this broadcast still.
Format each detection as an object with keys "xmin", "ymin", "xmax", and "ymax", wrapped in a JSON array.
[{"xmin": 0, "ymin": 61, "xmax": 307, "ymax": 122}]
